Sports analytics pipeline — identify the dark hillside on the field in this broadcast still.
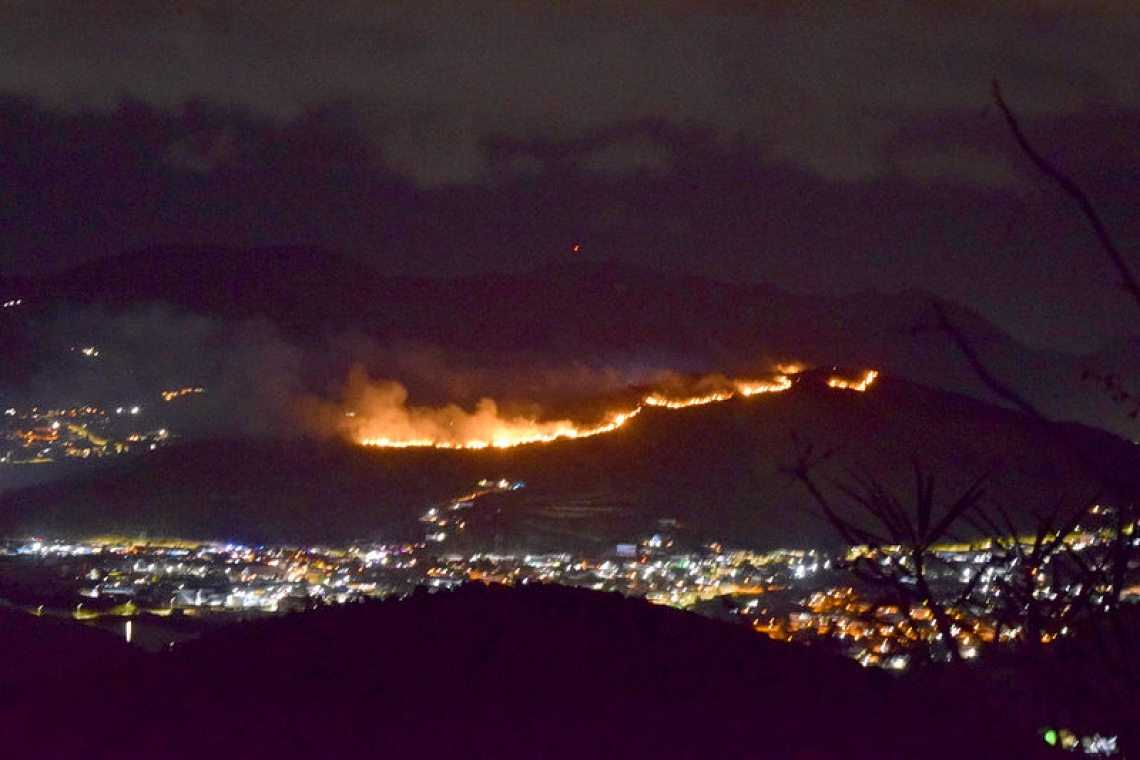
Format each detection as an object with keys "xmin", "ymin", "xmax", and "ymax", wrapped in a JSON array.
[
  {"xmin": 1, "ymin": 374, "xmax": 1132, "ymax": 550},
  {"xmin": 0, "ymin": 583, "xmax": 1050, "ymax": 759}
]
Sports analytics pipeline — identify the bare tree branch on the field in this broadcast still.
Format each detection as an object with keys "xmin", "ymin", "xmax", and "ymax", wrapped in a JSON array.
[{"xmin": 992, "ymin": 80, "xmax": 1140, "ymax": 310}]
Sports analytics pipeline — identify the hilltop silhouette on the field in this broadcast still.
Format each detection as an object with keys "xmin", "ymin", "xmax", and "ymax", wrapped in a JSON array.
[{"xmin": 0, "ymin": 582, "xmax": 1050, "ymax": 759}]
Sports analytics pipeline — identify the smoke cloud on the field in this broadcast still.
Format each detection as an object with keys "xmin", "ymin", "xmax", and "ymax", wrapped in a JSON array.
[
  {"xmin": 12, "ymin": 300, "xmax": 720, "ymax": 443},
  {"xmin": 312, "ymin": 368, "xmax": 607, "ymax": 449}
]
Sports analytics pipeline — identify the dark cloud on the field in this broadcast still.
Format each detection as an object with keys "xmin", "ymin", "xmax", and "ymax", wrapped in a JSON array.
[
  {"xmin": 1, "ymin": 2, "xmax": 1136, "ymax": 186},
  {"xmin": 0, "ymin": 3, "xmax": 1137, "ymax": 354}
]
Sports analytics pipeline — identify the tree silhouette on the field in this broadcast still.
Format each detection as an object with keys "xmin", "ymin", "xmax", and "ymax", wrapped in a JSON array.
[{"xmin": 794, "ymin": 83, "xmax": 1140, "ymax": 755}]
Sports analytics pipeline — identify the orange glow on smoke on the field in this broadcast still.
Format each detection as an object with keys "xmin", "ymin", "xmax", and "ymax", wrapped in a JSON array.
[
  {"xmin": 353, "ymin": 366, "xmax": 874, "ymax": 450},
  {"xmin": 359, "ymin": 407, "xmax": 642, "ymax": 450}
]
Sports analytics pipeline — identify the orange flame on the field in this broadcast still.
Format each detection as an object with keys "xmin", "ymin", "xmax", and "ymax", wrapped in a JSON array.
[
  {"xmin": 826, "ymin": 370, "xmax": 878, "ymax": 392},
  {"xmin": 359, "ymin": 407, "xmax": 642, "ymax": 450},
  {"xmin": 643, "ymin": 375, "xmax": 792, "ymax": 409},
  {"xmin": 351, "ymin": 365, "xmax": 873, "ymax": 450}
]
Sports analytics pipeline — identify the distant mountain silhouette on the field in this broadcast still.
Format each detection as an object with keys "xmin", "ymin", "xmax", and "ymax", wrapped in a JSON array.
[
  {"xmin": 0, "ymin": 247, "xmax": 1019, "ymax": 357},
  {"xmin": 0, "ymin": 583, "xmax": 1050, "ymax": 758},
  {"xmin": 1, "ymin": 245, "xmax": 1131, "ymax": 435},
  {"xmin": 5, "ymin": 245, "xmax": 384, "ymax": 329},
  {"xmin": 2, "ymin": 374, "xmax": 1132, "ymax": 550}
]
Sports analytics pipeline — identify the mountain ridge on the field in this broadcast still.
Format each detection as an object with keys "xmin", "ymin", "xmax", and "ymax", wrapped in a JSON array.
[
  {"xmin": 2, "ymin": 373, "xmax": 1132, "ymax": 550},
  {"xmin": 0, "ymin": 245, "xmax": 1134, "ymax": 437}
]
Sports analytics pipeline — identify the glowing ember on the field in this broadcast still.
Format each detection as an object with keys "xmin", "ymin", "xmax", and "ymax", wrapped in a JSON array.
[
  {"xmin": 644, "ymin": 390, "xmax": 734, "ymax": 409},
  {"xmin": 827, "ymin": 370, "xmax": 878, "ymax": 392},
  {"xmin": 736, "ymin": 375, "xmax": 794, "ymax": 396},
  {"xmin": 352, "ymin": 366, "xmax": 875, "ymax": 450},
  {"xmin": 644, "ymin": 375, "xmax": 792, "ymax": 409},
  {"xmin": 360, "ymin": 408, "xmax": 641, "ymax": 450}
]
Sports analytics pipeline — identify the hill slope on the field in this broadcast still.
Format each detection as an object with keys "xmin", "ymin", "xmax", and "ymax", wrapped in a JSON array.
[{"xmin": 1, "ymin": 374, "xmax": 1132, "ymax": 550}]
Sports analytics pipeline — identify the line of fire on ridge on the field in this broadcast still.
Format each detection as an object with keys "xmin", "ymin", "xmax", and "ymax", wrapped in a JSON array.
[{"xmin": 358, "ymin": 369, "xmax": 878, "ymax": 451}]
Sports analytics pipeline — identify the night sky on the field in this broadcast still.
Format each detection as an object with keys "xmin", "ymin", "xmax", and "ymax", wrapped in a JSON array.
[{"xmin": 1, "ymin": 3, "xmax": 1137, "ymax": 353}]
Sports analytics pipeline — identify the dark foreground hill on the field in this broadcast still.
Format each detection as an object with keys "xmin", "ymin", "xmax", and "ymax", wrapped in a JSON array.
[
  {"xmin": 0, "ymin": 606, "xmax": 138, "ymax": 686},
  {"xmin": 0, "ymin": 583, "xmax": 1050, "ymax": 759},
  {"xmin": 1, "ymin": 374, "xmax": 1134, "ymax": 550}
]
